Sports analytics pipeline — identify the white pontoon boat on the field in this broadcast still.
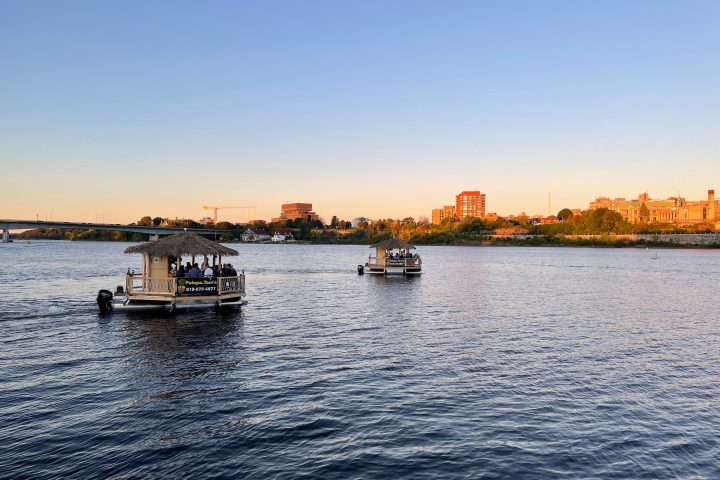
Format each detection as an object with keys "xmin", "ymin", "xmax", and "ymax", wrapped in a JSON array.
[
  {"xmin": 358, "ymin": 239, "xmax": 422, "ymax": 275},
  {"xmin": 97, "ymin": 233, "xmax": 247, "ymax": 313}
]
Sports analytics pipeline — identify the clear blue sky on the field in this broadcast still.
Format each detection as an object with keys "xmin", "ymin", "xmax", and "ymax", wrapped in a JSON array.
[{"xmin": 1, "ymin": 0, "xmax": 718, "ymax": 223}]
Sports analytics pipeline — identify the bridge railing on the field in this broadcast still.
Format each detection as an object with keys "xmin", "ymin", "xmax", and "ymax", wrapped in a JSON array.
[{"xmin": 0, "ymin": 220, "xmax": 233, "ymax": 236}]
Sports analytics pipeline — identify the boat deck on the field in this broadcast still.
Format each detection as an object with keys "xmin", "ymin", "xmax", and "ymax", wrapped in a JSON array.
[
  {"xmin": 366, "ymin": 257, "xmax": 422, "ymax": 275},
  {"xmin": 124, "ymin": 274, "xmax": 246, "ymax": 302}
]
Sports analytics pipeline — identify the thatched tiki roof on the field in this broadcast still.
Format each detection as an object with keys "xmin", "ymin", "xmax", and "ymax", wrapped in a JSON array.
[
  {"xmin": 124, "ymin": 233, "xmax": 238, "ymax": 256},
  {"xmin": 370, "ymin": 239, "xmax": 415, "ymax": 250}
]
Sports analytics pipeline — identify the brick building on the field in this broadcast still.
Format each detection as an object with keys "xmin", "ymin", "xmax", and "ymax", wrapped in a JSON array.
[
  {"xmin": 272, "ymin": 203, "xmax": 319, "ymax": 223},
  {"xmin": 455, "ymin": 191, "xmax": 486, "ymax": 219}
]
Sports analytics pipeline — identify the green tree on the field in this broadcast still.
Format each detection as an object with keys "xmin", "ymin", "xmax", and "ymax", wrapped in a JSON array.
[
  {"xmin": 557, "ymin": 208, "xmax": 573, "ymax": 221},
  {"xmin": 458, "ymin": 217, "xmax": 487, "ymax": 233},
  {"xmin": 439, "ymin": 217, "xmax": 458, "ymax": 229},
  {"xmin": 138, "ymin": 216, "xmax": 153, "ymax": 226},
  {"xmin": 401, "ymin": 217, "xmax": 417, "ymax": 229},
  {"xmin": 152, "ymin": 216, "xmax": 163, "ymax": 226},
  {"xmin": 215, "ymin": 221, "xmax": 234, "ymax": 230},
  {"xmin": 639, "ymin": 203, "xmax": 650, "ymax": 223},
  {"xmin": 585, "ymin": 208, "xmax": 625, "ymax": 233}
]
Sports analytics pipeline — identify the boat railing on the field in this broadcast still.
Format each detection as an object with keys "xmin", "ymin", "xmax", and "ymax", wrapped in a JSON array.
[
  {"xmin": 219, "ymin": 275, "xmax": 245, "ymax": 294},
  {"xmin": 126, "ymin": 275, "xmax": 174, "ymax": 295},
  {"xmin": 367, "ymin": 256, "xmax": 422, "ymax": 267},
  {"xmin": 125, "ymin": 274, "xmax": 246, "ymax": 296}
]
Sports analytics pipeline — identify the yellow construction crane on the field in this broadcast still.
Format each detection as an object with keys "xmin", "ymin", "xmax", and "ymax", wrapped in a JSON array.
[{"xmin": 202, "ymin": 205, "xmax": 257, "ymax": 223}]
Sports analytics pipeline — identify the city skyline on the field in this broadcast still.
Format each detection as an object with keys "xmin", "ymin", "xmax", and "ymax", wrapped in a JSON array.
[
  {"xmin": 8, "ymin": 185, "xmax": 720, "ymax": 226},
  {"xmin": 2, "ymin": 1, "xmax": 719, "ymax": 223}
]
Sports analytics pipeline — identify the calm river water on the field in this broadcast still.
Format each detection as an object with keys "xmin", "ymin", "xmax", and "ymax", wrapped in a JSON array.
[{"xmin": 0, "ymin": 241, "xmax": 718, "ymax": 478}]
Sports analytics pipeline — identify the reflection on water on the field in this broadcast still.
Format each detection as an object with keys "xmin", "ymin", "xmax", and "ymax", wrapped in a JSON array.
[
  {"xmin": 121, "ymin": 311, "xmax": 245, "ymax": 353},
  {"xmin": 0, "ymin": 241, "xmax": 719, "ymax": 478}
]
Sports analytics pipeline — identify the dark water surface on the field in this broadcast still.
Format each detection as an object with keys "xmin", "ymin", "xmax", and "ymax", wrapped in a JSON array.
[{"xmin": 1, "ymin": 241, "xmax": 718, "ymax": 478}]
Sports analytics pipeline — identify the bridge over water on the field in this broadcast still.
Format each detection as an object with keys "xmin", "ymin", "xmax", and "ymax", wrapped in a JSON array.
[{"xmin": 0, "ymin": 220, "xmax": 232, "ymax": 242}]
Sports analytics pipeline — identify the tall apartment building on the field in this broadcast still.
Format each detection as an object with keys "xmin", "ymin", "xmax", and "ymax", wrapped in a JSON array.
[
  {"xmin": 272, "ymin": 203, "xmax": 319, "ymax": 222},
  {"xmin": 431, "ymin": 205, "xmax": 456, "ymax": 224},
  {"xmin": 589, "ymin": 190, "xmax": 719, "ymax": 225},
  {"xmin": 455, "ymin": 191, "xmax": 486, "ymax": 219}
]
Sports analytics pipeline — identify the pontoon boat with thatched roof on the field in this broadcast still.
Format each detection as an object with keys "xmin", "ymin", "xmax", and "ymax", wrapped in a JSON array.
[
  {"xmin": 97, "ymin": 233, "xmax": 247, "ymax": 313},
  {"xmin": 359, "ymin": 239, "xmax": 422, "ymax": 275}
]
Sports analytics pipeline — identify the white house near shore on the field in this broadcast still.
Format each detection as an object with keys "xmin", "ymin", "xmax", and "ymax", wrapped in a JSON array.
[
  {"xmin": 241, "ymin": 228, "xmax": 271, "ymax": 242},
  {"xmin": 271, "ymin": 229, "xmax": 295, "ymax": 243}
]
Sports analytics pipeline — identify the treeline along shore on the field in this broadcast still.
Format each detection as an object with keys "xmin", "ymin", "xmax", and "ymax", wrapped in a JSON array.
[{"xmin": 15, "ymin": 209, "xmax": 720, "ymax": 248}]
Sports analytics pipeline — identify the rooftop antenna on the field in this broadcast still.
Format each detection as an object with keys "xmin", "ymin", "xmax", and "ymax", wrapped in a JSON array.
[{"xmin": 547, "ymin": 192, "xmax": 551, "ymax": 217}]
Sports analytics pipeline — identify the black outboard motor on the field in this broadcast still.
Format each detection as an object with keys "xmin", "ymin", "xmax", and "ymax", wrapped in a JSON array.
[
  {"xmin": 357, "ymin": 264, "xmax": 364, "ymax": 275},
  {"xmin": 97, "ymin": 289, "xmax": 114, "ymax": 314}
]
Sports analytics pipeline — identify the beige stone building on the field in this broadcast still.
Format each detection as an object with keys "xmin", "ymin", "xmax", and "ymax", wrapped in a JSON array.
[
  {"xmin": 431, "ymin": 205, "xmax": 457, "ymax": 225},
  {"xmin": 589, "ymin": 190, "xmax": 719, "ymax": 225}
]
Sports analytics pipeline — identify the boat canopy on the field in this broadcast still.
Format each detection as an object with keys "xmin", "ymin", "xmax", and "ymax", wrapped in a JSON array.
[
  {"xmin": 124, "ymin": 232, "xmax": 238, "ymax": 256},
  {"xmin": 370, "ymin": 239, "xmax": 415, "ymax": 250}
]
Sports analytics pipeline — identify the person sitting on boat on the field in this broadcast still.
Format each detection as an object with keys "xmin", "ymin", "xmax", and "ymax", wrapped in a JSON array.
[
  {"xmin": 188, "ymin": 263, "xmax": 201, "ymax": 278},
  {"xmin": 203, "ymin": 264, "xmax": 214, "ymax": 278},
  {"xmin": 176, "ymin": 265, "xmax": 186, "ymax": 277}
]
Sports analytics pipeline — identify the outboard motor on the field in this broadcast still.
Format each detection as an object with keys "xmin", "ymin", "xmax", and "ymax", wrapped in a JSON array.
[
  {"xmin": 97, "ymin": 289, "xmax": 114, "ymax": 314},
  {"xmin": 357, "ymin": 264, "xmax": 364, "ymax": 275}
]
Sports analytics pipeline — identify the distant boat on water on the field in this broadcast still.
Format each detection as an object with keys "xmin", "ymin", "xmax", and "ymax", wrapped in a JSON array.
[{"xmin": 358, "ymin": 239, "xmax": 422, "ymax": 276}]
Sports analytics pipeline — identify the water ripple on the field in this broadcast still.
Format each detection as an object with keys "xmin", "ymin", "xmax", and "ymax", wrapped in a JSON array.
[{"xmin": 0, "ymin": 242, "xmax": 718, "ymax": 478}]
